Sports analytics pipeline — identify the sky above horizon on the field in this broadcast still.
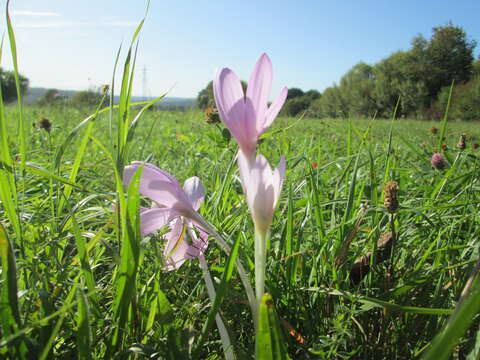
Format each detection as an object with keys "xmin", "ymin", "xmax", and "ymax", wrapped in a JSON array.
[{"xmin": 1, "ymin": 0, "xmax": 479, "ymax": 99}]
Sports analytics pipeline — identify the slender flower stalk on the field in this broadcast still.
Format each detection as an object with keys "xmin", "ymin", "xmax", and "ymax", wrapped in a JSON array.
[{"xmin": 194, "ymin": 230, "xmax": 234, "ymax": 360}]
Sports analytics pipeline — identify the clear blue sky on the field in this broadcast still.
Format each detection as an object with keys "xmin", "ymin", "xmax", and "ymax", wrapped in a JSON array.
[{"xmin": 2, "ymin": 0, "xmax": 479, "ymax": 98}]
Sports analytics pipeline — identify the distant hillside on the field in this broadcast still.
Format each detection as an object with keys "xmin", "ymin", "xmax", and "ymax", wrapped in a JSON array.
[{"xmin": 25, "ymin": 87, "xmax": 196, "ymax": 108}]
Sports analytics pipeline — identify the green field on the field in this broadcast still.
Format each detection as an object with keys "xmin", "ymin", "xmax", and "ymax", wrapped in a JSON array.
[{"xmin": 1, "ymin": 100, "xmax": 480, "ymax": 358}]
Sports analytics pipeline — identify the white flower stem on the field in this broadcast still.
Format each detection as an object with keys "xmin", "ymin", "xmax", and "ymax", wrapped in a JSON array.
[
  {"xmin": 193, "ymin": 213, "xmax": 258, "ymax": 327},
  {"xmin": 254, "ymin": 228, "xmax": 267, "ymax": 309},
  {"xmin": 198, "ymin": 252, "xmax": 235, "ymax": 360}
]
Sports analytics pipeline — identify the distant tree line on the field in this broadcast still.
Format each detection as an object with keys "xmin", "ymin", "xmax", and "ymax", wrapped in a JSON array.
[
  {"xmin": 196, "ymin": 24, "xmax": 479, "ymax": 120},
  {"xmin": 0, "ymin": 67, "xmax": 29, "ymax": 103}
]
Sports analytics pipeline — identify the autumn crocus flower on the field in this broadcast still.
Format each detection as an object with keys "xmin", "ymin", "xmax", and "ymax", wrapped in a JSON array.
[
  {"xmin": 213, "ymin": 53, "xmax": 288, "ymax": 159},
  {"xmin": 238, "ymin": 151, "xmax": 285, "ymax": 303},
  {"xmin": 123, "ymin": 162, "xmax": 234, "ymax": 358},
  {"xmin": 123, "ymin": 162, "xmax": 208, "ymax": 270},
  {"xmin": 238, "ymin": 152, "xmax": 286, "ymax": 236}
]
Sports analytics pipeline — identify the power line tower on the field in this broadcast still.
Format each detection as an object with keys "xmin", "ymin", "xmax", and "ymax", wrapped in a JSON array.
[{"xmin": 142, "ymin": 65, "xmax": 148, "ymax": 101}]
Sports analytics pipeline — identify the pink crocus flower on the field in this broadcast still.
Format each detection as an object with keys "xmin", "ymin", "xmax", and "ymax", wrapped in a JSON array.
[
  {"xmin": 213, "ymin": 53, "xmax": 288, "ymax": 159},
  {"xmin": 237, "ymin": 152, "xmax": 286, "ymax": 236},
  {"xmin": 123, "ymin": 162, "xmax": 208, "ymax": 270}
]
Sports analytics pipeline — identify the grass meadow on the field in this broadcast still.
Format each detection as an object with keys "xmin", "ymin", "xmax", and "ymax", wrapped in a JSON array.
[
  {"xmin": 2, "ymin": 101, "xmax": 480, "ymax": 359},
  {"xmin": 1, "ymin": 14, "xmax": 480, "ymax": 360}
]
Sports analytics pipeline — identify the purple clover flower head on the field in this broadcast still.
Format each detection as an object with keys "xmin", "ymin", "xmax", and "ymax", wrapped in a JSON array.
[
  {"xmin": 123, "ymin": 162, "xmax": 208, "ymax": 270},
  {"xmin": 213, "ymin": 53, "xmax": 288, "ymax": 160},
  {"xmin": 431, "ymin": 152, "xmax": 447, "ymax": 170}
]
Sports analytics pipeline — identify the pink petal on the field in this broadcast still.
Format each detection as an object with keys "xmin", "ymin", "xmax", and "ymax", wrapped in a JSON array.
[
  {"xmin": 273, "ymin": 156, "xmax": 286, "ymax": 209},
  {"xmin": 263, "ymin": 87, "xmax": 288, "ymax": 131},
  {"xmin": 214, "ymin": 68, "xmax": 256, "ymax": 156},
  {"xmin": 237, "ymin": 150, "xmax": 254, "ymax": 192},
  {"xmin": 140, "ymin": 208, "xmax": 177, "ymax": 237},
  {"xmin": 123, "ymin": 162, "xmax": 192, "ymax": 213},
  {"xmin": 187, "ymin": 220, "xmax": 209, "ymax": 255},
  {"xmin": 183, "ymin": 176, "xmax": 205, "ymax": 211},
  {"xmin": 246, "ymin": 53, "xmax": 272, "ymax": 134},
  {"xmin": 163, "ymin": 218, "xmax": 192, "ymax": 271}
]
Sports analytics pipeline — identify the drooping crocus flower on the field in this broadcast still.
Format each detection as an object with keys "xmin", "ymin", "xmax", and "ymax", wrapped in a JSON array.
[
  {"xmin": 213, "ymin": 53, "xmax": 288, "ymax": 159},
  {"xmin": 123, "ymin": 162, "xmax": 208, "ymax": 270}
]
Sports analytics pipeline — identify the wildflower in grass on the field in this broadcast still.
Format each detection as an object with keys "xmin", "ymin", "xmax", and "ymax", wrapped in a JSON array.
[
  {"xmin": 213, "ymin": 53, "xmax": 288, "ymax": 159},
  {"xmin": 457, "ymin": 134, "xmax": 466, "ymax": 150},
  {"xmin": 430, "ymin": 126, "xmax": 439, "ymax": 135},
  {"xmin": 38, "ymin": 117, "xmax": 52, "ymax": 133},
  {"xmin": 238, "ymin": 153, "xmax": 286, "ymax": 236},
  {"xmin": 311, "ymin": 161, "xmax": 318, "ymax": 169},
  {"xmin": 123, "ymin": 162, "xmax": 208, "ymax": 269},
  {"xmin": 383, "ymin": 181, "xmax": 399, "ymax": 214},
  {"xmin": 238, "ymin": 151, "xmax": 285, "ymax": 302},
  {"xmin": 123, "ymin": 162, "xmax": 234, "ymax": 358},
  {"xmin": 431, "ymin": 152, "xmax": 447, "ymax": 170}
]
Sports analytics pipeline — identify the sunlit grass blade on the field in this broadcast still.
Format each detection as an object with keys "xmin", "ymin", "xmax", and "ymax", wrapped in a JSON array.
[
  {"xmin": 108, "ymin": 164, "xmax": 142, "ymax": 353},
  {"xmin": 76, "ymin": 288, "xmax": 92, "ymax": 360},
  {"xmin": 0, "ymin": 223, "xmax": 20, "ymax": 334},
  {"xmin": 192, "ymin": 232, "xmax": 241, "ymax": 360},
  {"xmin": 422, "ymin": 276, "xmax": 480, "ymax": 360},
  {"xmin": 437, "ymin": 80, "xmax": 454, "ymax": 153},
  {"xmin": 255, "ymin": 293, "xmax": 290, "ymax": 360},
  {"xmin": 6, "ymin": 0, "xmax": 26, "ymax": 172}
]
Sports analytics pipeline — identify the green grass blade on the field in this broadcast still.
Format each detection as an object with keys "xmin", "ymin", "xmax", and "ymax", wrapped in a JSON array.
[
  {"xmin": 0, "ymin": 223, "xmax": 20, "ymax": 332},
  {"xmin": 255, "ymin": 293, "xmax": 290, "ymax": 360},
  {"xmin": 422, "ymin": 276, "xmax": 480, "ymax": 360},
  {"xmin": 76, "ymin": 289, "xmax": 92, "ymax": 360},
  {"xmin": 192, "ymin": 233, "xmax": 241, "ymax": 359},
  {"xmin": 6, "ymin": 0, "xmax": 26, "ymax": 172},
  {"xmin": 437, "ymin": 80, "xmax": 454, "ymax": 153}
]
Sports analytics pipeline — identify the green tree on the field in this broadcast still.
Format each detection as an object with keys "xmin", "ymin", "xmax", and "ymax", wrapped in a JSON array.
[
  {"xmin": 286, "ymin": 87, "xmax": 304, "ymax": 100},
  {"xmin": 196, "ymin": 81, "xmax": 214, "ymax": 110},
  {"xmin": 339, "ymin": 62, "xmax": 376, "ymax": 118},
  {"xmin": 309, "ymin": 86, "xmax": 347, "ymax": 118},
  {"xmin": 422, "ymin": 24, "xmax": 476, "ymax": 99},
  {"xmin": 0, "ymin": 67, "xmax": 29, "ymax": 103}
]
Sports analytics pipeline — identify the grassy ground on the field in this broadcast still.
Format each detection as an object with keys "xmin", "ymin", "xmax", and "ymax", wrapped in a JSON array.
[{"xmin": 1, "ymin": 103, "xmax": 480, "ymax": 359}]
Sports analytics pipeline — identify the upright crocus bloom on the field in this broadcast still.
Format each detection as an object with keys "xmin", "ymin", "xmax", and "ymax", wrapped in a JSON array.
[
  {"xmin": 123, "ymin": 162, "xmax": 207, "ymax": 270},
  {"xmin": 213, "ymin": 53, "xmax": 288, "ymax": 160},
  {"xmin": 238, "ymin": 152, "xmax": 286, "ymax": 236},
  {"xmin": 238, "ymin": 151, "xmax": 286, "ymax": 302}
]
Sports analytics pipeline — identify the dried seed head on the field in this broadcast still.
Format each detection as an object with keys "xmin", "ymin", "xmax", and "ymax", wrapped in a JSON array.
[
  {"xmin": 383, "ymin": 181, "xmax": 399, "ymax": 214},
  {"xmin": 473, "ymin": 143, "xmax": 479, "ymax": 150},
  {"xmin": 457, "ymin": 134, "xmax": 466, "ymax": 150},
  {"xmin": 441, "ymin": 144, "xmax": 448, "ymax": 152},
  {"xmin": 38, "ymin": 117, "xmax": 52, "ymax": 133},
  {"xmin": 430, "ymin": 126, "xmax": 439, "ymax": 135},
  {"xmin": 431, "ymin": 152, "xmax": 447, "ymax": 170},
  {"xmin": 204, "ymin": 107, "xmax": 220, "ymax": 124},
  {"xmin": 101, "ymin": 84, "xmax": 110, "ymax": 95}
]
